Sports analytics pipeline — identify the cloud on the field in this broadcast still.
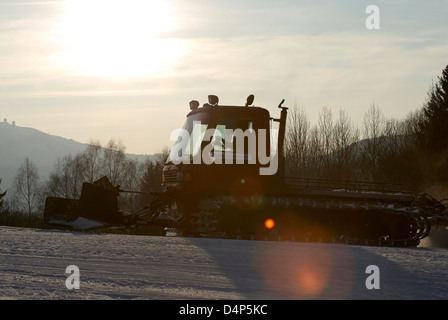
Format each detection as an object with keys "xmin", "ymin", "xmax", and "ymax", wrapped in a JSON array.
[
  {"xmin": 1, "ymin": 0, "xmax": 447, "ymax": 154},
  {"xmin": 174, "ymin": 31, "xmax": 447, "ymax": 116}
]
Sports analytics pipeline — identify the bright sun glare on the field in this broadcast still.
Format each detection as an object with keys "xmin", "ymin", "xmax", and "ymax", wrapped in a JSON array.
[{"xmin": 58, "ymin": 0, "xmax": 179, "ymax": 77}]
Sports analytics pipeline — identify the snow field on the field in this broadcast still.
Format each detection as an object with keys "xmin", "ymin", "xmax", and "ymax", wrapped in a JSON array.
[{"xmin": 0, "ymin": 226, "xmax": 447, "ymax": 300}]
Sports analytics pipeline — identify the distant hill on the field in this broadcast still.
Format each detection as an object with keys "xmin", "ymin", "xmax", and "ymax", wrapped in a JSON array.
[{"xmin": 0, "ymin": 120, "xmax": 155, "ymax": 193}]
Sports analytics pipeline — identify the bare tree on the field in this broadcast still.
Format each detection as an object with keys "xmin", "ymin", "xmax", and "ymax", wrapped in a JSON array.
[
  {"xmin": 285, "ymin": 105, "xmax": 310, "ymax": 177},
  {"xmin": 13, "ymin": 157, "xmax": 41, "ymax": 220},
  {"xmin": 46, "ymin": 154, "xmax": 86, "ymax": 199},
  {"xmin": 84, "ymin": 139, "xmax": 103, "ymax": 183},
  {"xmin": 317, "ymin": 107, "xmax": 335, "ymax": 178},
  {"xmin": 318, "ymin": 107, "xmax": 334, "ymax": 157},
  {"xmin": 139, "ymin": 149, "xmax": 169, "ymax": 206},
  {"xmin": 159, "ymin": 145, "xmax": 170, "ymax": 164},
  {"xmin": 285, "ymin": 105, "xmax": 361, "ymax": 180},
  {"xmin": 361, "ymin": 103, "xmax": 385, "ymax": 181},
  {"xmin": 118, "ymin": 158, "xmax": 143, "ymax": 211},
  {"xmin": 0, "ymin": 178, "xmax": 6, "ymax": 211},
  {"xmin": 331, "ymin": 108, "xmax": 359, "ymax": 180},
  {"xmin": 306, "ymin": 126, "xmax": 322, "ymax": 178},
  {"xmin": 100, "ymin": 139, "xmax": 127, "ymax": 186}
]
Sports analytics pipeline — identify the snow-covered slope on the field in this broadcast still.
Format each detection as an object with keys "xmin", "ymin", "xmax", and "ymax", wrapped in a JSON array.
[{"xmin": 0, "ymin": 226, "xmax": 447, "ymax": 301}]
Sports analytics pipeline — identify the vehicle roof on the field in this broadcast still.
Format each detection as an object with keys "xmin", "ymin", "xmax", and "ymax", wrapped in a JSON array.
[{"xmin": 186, "ymin": 105, "xmax": 270, "ymax": 118}]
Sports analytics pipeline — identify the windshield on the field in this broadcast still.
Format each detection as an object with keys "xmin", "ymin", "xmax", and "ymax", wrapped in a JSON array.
[
  {"xmin": 167, "ymin": 110, "xmax": 271, "ymax": 165},
  {"xmin": 212, "ymin": 118, "xmax": 253, "ymax": 152},
  {"xmin": 168, "ymin": 112, "xmax": 209, "ymax": 163}
]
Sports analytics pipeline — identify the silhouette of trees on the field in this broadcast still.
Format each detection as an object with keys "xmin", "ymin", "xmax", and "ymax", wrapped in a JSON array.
[
  {"xmin": 416, "ymin": 65, "xmax": 448, "ymax": 186},
  {"xmin": 360, "ymin": 103, "xmax": 385, "ymax": 181},
  {"xmin": 46, "ymin": 154, "xmax": 86, "ymax": 199},
  {"xmin": 418, "ymin": 65, "xmax": 448, "ymax": 154},
  {"xmin": 285, "ymin": 105, "xmax": 359, "ymax": 181},
  {"xmin": 0, "ymin": 179, "xmax": 6, "ymax": 210},
  {"xmin": 285, "ymin": 106, "xmax": 310, "ymax": 178},
  {"xmin": 101, "ymin": 139, "xmax": 127, "ymax": 186},
  {"xmin": 84, "ymin": 139, "xmax": 102, "ymax": 183},
  {"xmin": 284, "ymin": 65, "xmax": 448, "ymax": 195},
  {"xmin": 118, "ymin": 158, "xmax": 142, "ymax": 211},
  {"xmin": 139, "ymin": 148, "xmax": 169, "ymax": 207},
  {"xmin": 331, "ymin": 109, "xmax": 359, "ymax": 180},
  {"xmin": 285, "ymin": 103, "xmax": 419, "ymax": 185},
  {"xmin": 43, "ymin": 139, "xmax": 169, "ymax": 211}
]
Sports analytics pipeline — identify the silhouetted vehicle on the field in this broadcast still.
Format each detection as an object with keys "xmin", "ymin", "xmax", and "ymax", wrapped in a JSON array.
[{"xmin": 44, "ymin": 95, "xmax": 448, "ymax": 246}]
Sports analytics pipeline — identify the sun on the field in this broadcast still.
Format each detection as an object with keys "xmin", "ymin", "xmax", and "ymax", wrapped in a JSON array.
[{"xmin": 57, "ymin": 0, "xmax": 179, "ymax": 77}]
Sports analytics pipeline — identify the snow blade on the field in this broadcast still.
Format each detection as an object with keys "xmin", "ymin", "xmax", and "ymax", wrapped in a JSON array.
[
  {"xmin": 77, "ymin": 177, "xmax": 122, "ymax": 224},
  {"xmin": 44, "ymin": 197, "xmax": 79, "ymax": 223},
  {"xmin": 43, "ymin": 176, "xmax": 123, "ymax": 229}
]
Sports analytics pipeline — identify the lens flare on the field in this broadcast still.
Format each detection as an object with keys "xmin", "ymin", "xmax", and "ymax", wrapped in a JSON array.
[
  {"xmin": 297, "ymin": 265, "xmax": 327, "ymax": 297},
  {"xmin": 264, "ymin": 218, "xmax": 275, "ymax": 230},
  {"xmin": 253, "ymin": 243, "xmax": 358, "ymax": 299}
]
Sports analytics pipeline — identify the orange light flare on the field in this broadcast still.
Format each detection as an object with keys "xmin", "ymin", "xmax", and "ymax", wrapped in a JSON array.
[
  {"xmin": 264, "ymin": 218, "xmax": 275, "ymax": 230},
  {"xmin": 254, "ymin": 243, "xmax": 355, "ymax": 299},
  {"xmin": 296, "ymin": 265, "xmax": 327, "ymax": 297}
]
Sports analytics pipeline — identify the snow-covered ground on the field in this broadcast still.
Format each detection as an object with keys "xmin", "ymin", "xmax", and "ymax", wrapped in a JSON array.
[{"xmin": 1, "ymin": 225, "xmax": 447, "ymax": 301}]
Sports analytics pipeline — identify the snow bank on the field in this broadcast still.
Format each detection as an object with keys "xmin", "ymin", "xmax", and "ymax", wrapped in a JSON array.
[{"xmin": 46, "ymin": 217, "xmax": 108, "ymax": 231}]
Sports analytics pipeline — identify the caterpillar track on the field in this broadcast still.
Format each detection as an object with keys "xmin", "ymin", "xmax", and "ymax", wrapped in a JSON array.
[{"xmin": 161, "ymin": 193, "xmax": 433, "ymax": 247}]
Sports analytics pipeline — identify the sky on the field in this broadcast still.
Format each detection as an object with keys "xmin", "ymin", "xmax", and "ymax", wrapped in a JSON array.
[{"xmin": 0, "ymin": 0, "xmax": 447, "ymax": 155}]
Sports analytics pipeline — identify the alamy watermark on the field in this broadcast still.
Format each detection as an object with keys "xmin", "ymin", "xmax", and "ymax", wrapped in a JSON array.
[
  {"xmin": 365, "ymin": 5, "xmax": 380, "ymax": 30},
  {"xmin": 65, "ymin": 265, "xmax": 80, "ymax": 290},
  {"xmin": 169, "ymin": 123, "xmax": 279, "ymax": 176},
  {"xmin": 365, "ymin": 265, "xmax": 380, "ymax": 289}
]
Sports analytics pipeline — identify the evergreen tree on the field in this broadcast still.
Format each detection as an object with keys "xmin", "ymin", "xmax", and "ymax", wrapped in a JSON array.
[
  {"xmin": 417, "ymin": 65, "xmax": 448, "ymax": 185},
  {"xmin": 0, "ymin": 179, "xmax": 6, "ymax": 210},
  {"xmin": 418, "ymin": 65, "xmax": 448, "ymax": 153}
]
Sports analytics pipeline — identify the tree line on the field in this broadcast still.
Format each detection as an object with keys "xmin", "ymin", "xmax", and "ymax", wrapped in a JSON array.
[
  {"xmin": 0, "ymin": 139, "xmax": 168, "ymax": 228},
  {"xmin": 284, "ymin": 64, "xmax": 448, "ymax": 198}
]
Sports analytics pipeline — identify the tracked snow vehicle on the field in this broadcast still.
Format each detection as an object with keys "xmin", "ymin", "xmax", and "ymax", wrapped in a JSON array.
[
  {"xmin": 157, "ymin": 95, "xmax": 447, "ymax": 246},
  {"xmin": 43, "ymin": 95, "xmax": 447, "ymax": 246}
]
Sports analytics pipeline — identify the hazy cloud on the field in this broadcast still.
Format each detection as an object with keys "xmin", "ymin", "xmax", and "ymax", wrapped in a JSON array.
[{"xmin": 0, "ymin": 0, "xmax": 447, "ymax": 153}]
